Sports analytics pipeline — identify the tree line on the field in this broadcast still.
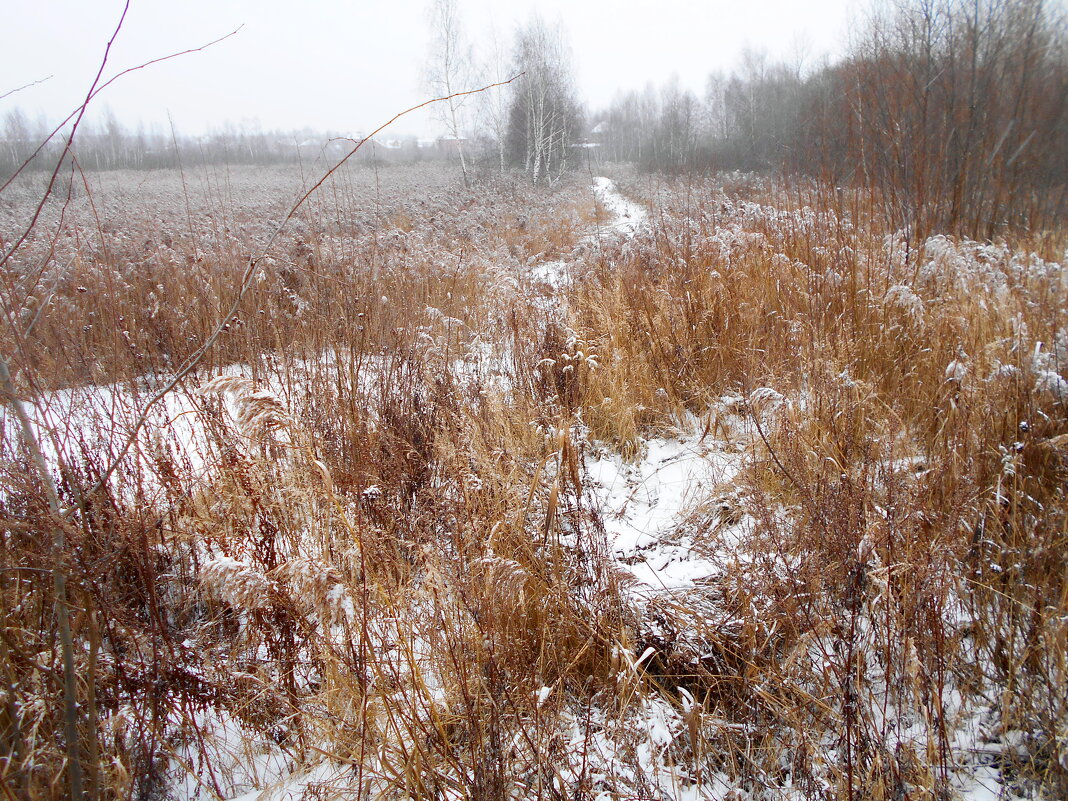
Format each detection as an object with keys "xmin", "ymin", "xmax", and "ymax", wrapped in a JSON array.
[
  {"xmin": 4, "ymin": 0, "xmax": 1065, "ymax": 237},
  {"xmin": 0, "ymin": 107, "xmax": 472, "ymax": 178},
  {"xmin": 435, "ymin": 0, "xmax": 1067, "ymax": 237},
  {"xmin": 593, "ymin": 0, "xmax": 1066, "ymax": 238}
]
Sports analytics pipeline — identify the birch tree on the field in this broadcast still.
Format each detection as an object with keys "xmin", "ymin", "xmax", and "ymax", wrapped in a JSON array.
[
  {"xmin": 506, "ymin": 17, "xmax": 583, "ymax": 185},
  {"xmin": 424, "ymin": 0, "xmax": 476, "ymax": 184}
]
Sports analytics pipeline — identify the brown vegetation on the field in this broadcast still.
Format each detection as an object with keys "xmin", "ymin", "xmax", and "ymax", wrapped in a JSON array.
[
  {"xmin": 1, "ymin": 156, "xmax": 1064, "ymax": 799},
  {"xmin": 0, "ymin": 1, "xmax": 1065, "ymax": 798}
]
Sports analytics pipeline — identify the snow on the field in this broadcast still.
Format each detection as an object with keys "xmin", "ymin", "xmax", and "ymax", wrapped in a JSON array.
[
  {"xmin": 586, "ymin": 433, "xmax": 745, "ymax": 593},
  {"xmin": 168, "ymin": 708, "xmax": 296, "ymax": 801},
  {"xmin": 946, "ymin": 358, "xmax": 969, "ymax": 382},
  {"xmin": 593, "ymin": 176, "xmax": 646, "ymax": 236},
  {"xmin": 215, "ymin": 761, "xmax": 347, "ymax": 801},
  {"xmin": 535, "ymin": 685, "xmax": 553, "ymax": 707},
  {"xmin": 1035, "ymin": 368, "xmax": 1068, "ymax": 401},
  {"xmin": 0, "ymin": 373, "xmax": 215, "ymax": 506},
  {"xmin": 530, "ymin": 257, "xmax": 569, "ymax": 288}
]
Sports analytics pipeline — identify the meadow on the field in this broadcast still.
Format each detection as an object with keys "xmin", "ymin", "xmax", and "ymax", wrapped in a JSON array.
[{"xmin": 1, "ymin": 158, "xmax": 1065, "ymax": 800}]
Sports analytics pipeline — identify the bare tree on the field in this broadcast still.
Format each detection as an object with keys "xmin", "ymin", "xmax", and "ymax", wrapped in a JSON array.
[
  {"xmin": 649, "ymin": 78, "xmax": 699, "ymax": 172},
  {"xmin": 424, "ymin": 0, "xmax": 477, "ymax": 184},
  {"xmin": 835, "ymin": 0, "xmax": 1068, "ymax": 241},
  {"xmin": 478, "ymin": 22, "xmax": 512, "ymax": 175},
  {"xmin": 1, "ymin": 108, "xmax": 52, "ymax": 179},
  {"xmin": 506, "ymin": 17, "xmax": 583, "ymax": 185}
]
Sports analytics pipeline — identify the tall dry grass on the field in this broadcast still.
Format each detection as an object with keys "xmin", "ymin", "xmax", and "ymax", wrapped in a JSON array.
[
  {"xmin": 570, "ymin": 171, "xmax": 1067, "ymax": 798},
  {"xmin": 0, "ymin": 159, "xmax": 1065, "ymax": 799}
]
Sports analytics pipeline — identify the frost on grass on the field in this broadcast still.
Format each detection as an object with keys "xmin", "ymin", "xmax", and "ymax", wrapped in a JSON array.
[{"xmin": 3, "ymin": 166, "xmax": 1065, "ymax": 800}]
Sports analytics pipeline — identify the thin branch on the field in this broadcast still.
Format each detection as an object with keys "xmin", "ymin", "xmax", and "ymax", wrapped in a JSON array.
[
  {"xmin": 0, "ymin": 23, "xmax": 242, "ymax": 198},
  {"xmin": 0, "ymin": 75, "xmax": 53, "ymax": 103},
  {"xmin": 66, "ymin": 74, "xmax": 522, "ymax": 513}
]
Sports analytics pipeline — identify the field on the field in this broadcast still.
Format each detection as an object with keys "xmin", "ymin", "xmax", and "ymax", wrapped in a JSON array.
[{"xmin": 1, "ymin": 160, "xmax": 1066, "ymax": 800}]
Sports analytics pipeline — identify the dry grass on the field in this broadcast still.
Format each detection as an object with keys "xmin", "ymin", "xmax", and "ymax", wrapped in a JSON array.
[
  {"xmin": 0, "ymin": 161, "xmax": 1065, "ymax": 799},
  {"xmin": 570, "ymin": 172, "xmax": 1068, "ymax": 799}
]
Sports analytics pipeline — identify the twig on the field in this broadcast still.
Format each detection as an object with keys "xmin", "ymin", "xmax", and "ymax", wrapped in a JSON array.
[
  {"xmin": 65, "ymin": 75, "xmax": 522, "ymax": 513},
  {"xmin": 0, "ymin": 75, "xmax": 53, "ymax": 103}
]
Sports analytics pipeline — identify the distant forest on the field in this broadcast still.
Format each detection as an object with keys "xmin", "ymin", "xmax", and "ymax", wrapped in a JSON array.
[
  {"xmin": 4, "ymin": 0, "xmax": 1066, "ymax": 239},
  {"xmin": 0, "ymin": 110, "xmax": 453, "ymax": 175}
]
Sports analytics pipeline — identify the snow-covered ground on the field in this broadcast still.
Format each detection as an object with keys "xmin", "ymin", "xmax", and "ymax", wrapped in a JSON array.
[
  {"xmin": 592, "ymin": 175, "xmax": 646, "ymax": 236},
  {"xmin": 8, "ymin": 176, "xmax": 1039, "ymax": 800},
  {"xmin": 586, "ymin": 433, "xmax": 744, "ymax": 593}
]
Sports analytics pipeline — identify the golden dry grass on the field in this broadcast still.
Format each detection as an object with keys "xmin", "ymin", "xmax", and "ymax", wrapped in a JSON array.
[{"xmin": 0, "ymin": 162, "xmax": 1065, "ymax": 799}]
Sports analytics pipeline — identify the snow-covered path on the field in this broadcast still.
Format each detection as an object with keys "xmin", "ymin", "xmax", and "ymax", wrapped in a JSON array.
[
  {"xmin": 592, "ymin": 175, "xmax": 646, "ymax": 236},
  {"xmin": 574, "ymin": 180, "xmax": 746, "ymax": 596},
  {"xmin": 531, "ymin": 177, "xmax": 647, "ymax": 289}
]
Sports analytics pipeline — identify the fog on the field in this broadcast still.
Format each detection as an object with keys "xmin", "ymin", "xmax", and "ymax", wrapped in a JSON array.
[{"xmin": 2, "ymin": 0, "xmax": 858, "ymax": 137}]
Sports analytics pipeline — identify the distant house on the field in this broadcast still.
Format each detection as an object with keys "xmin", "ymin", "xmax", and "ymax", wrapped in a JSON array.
[{"xmin": 569, "ymin": 123, "xmax": 602, "ymax": 153}]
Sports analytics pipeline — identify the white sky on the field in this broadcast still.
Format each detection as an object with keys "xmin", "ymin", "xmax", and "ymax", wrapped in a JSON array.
[{"xmin": 1, "ymin": 0, "xmax": 865, "ymax": 138}]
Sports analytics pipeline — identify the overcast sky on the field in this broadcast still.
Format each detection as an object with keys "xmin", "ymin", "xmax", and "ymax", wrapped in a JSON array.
[{"xmin": 2, "ymin": 0, "xmax": 864, "ymax": 138}]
